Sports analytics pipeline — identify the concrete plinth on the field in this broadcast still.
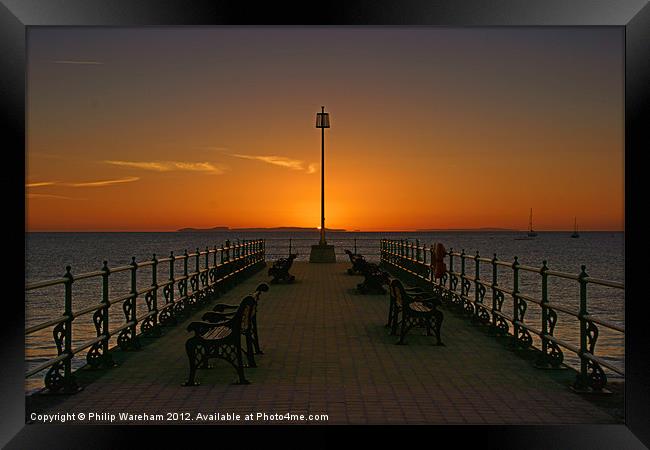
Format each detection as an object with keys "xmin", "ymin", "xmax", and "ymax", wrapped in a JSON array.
[{"xmin": 309, "ymin": 244, "xmax": 336, "ymax": 263}]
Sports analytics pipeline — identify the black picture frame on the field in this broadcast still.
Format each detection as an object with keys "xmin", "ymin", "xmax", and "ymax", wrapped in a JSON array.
[{"xmin": 2, "ymin": 1, "xmax": 649, "ymax": 448}]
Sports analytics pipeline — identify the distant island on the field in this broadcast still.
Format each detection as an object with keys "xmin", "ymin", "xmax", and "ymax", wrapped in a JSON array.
[
  {"xmin": 415, "ymin": 227, "xmax": 517, "ymax": 232},
  {"xmin": 177, "ymin": 226, "xmax": 347, "ymax": 232},
  {"xmin": 176, "ymin": 226, "xmax": 521, "ymax": 233}
]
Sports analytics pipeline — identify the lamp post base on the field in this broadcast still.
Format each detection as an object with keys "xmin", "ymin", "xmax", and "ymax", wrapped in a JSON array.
[{"xmin": 309, "ymin": 244, "xmax": 336, "ymax": 263}]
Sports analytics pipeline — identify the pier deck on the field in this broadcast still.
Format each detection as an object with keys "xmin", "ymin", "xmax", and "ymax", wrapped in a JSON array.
[{"xmin": 28, "ymin": 262, "xmax": 619, "ymax": 424}]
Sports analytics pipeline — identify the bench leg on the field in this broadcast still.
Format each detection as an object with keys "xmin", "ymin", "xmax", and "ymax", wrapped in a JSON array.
[
  {"xmin": 252, "ymin": 320, "xmax": 263, "ymax": 354},
  {"xmin": 182, "ymin": 338, "xmax": 201, "ymax": 386},
  {"xmin": 433, "ymin": 310, "xmax": 444, "ymax": 346},
  {"xmin": 397, "ymin": 314, "xmax": 409, "ymax": 345},
  {"xmin": 234, "ymin": 345, "xmax": 250, "ymax": 385},
  {"xmin": 386, "ymin": 300, "xmax": 394, "ymax": 328},
  {"xmin": 245, "ymin": 335, "xmax": 257, "ymax": 368},
  {"xmin": 390, "ymin": 307, "xmax": 402, "ymax": 336}
]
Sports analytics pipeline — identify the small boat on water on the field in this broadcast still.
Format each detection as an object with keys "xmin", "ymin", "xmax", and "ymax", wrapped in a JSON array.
[
  {"xmin": 571, "ymin": 217, "xmax": 580, "ymax": 238},
  {"xmin": 527, "ymin": 208, "xmax": 537, "ymax": 237}
]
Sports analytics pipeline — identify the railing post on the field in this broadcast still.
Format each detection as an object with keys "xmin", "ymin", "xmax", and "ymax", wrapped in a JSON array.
[
  {"xmin": 138, "ymin": 254, "xmax": 160, "ymax": 337},
  {"xmin": 512, "ymin": 256, "xmax": 520, "ymax": 349},
  {"xmin": 354, "ymin": 237, "xmax": 357, "ymax": 255},
  {"xmin": 62, "ymin": 266, "xmax": 78, "ymax": 392},
  {"xmin": 204, "ymin": 246, "xmax": 210, "ymax": 289},
  {"xmin": 130, "ymin": 257, "xmax": 139, "ymax": 344},
  {"xmin": 460, "ymin": 249, "xmax": 467, "ymax": 311},
  {"xmin": 63, "ymin": 266, "xmax": 73, "ymax": 383},
  {"xmin": 576, "ymin": 264, "xmax": 590, "ymax": 388},
  {"xmin": 448, "ymin": 248, "xmax": 454, "ymax": 289},
  {"xmin": 540, "ymin": 260, "xmax": 549, "ymax": 358},
  {"xmin": 182, "ymin": 249, "xmax": 189, "ymax": 304},
  {"xmin": 117, "ymin": 257, "xmax": 140, "ymax": 350},
  {"xmin": 167, "ymin": 251, "xmax": 175, "ymax": 321},
  {"xmin": 100, "ymin": 261, "xmax": 113, "ymax": 365},
  {"xmin": 150, "ymin": 254, "xmax": 159, "ymax": 333},
  {"xmin": 415, "ymin": 239, "xmax": 420, "ymax": 261},
  {"xmin": 491, "ymin": 253, "xmax": 498, "ymax": 332},
  {"xmin": 474, "ymin": 250, "xmax": 481, "ymax": 321},
  {"xmin": 44, "ymin": 266, "xmax": 79, "ymax": 392}
]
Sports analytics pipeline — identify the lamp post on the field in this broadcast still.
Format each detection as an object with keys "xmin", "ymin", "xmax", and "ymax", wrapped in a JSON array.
[
  {"xmin": 309, "ymin": 106, "xmax": 336, "ymax": 263},
  {"xmin": 317, "ymin": 106, "xmax": 329, "ymax": 245}
]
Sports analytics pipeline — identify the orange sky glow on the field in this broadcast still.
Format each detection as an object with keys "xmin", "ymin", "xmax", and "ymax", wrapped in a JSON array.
[{"xmin": 26, "ymin": 28, "xmax": 624, "ymax": 232}]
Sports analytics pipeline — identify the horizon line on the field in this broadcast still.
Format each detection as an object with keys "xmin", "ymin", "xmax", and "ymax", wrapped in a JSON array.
[{"xmin": 25, "ymin": 228, "xmax": 625, "ymax": 233}]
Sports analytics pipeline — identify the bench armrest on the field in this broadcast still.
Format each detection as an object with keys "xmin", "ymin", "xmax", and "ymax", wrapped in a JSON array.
[
  {"xmin": 187, "ymin": 320, "xmax": 225, "ymax": 335},
  {"xmin": 202, "ymin": 311, "xmax": 233, "ymax": 323},
  {"xmin": 406, "ymin": 294, "xmax": 441, "ymax": 307},
  {"xmin": 213, "ymin": 304, "xmax": 238, "ymax": 312},
  {"xmin": 404, "ymin": 287, "xmax": 436, "ymax": 298}
]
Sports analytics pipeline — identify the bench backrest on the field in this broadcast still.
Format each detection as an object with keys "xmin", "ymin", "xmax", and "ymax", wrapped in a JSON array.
[
  {"xmin": 389, "ymin": 278, "xmax": 405, "ymax": 307},
  {"xmin": 250, "ymin": 283, "xmax": 269, "ymax": 320},
  {"xmin": 282, "ymin": 254, "xmax": 297, "ymax": 270},
  {"xmin": 232, "ymin": 295, "xmax": 256, "ymax": 335}
]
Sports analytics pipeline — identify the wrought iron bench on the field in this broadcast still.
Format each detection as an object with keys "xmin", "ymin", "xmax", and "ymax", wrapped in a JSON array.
[
  {"xmin": 387, "ymin": 278, "xmax": 444, "ymax": 346},
  {"xmin": 201, "ymin": 283, "xmax": 269, "ymax": 361},
  {"xmin": 356, "ymin": 260, "xmax": 390, "ymax": 294},
  {"xmin": 345, "ymin": 249, "xmax": 367, "ymax": 275},
  {"xmin": 268, "ymin": 253, "xmax": 297, "ymax": 284},
  {"xmin": 183, "ymin": 295, "xmax": 257, "ymax": 386}
]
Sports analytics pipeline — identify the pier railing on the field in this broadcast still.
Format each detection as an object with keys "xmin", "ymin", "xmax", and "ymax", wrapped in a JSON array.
[
  {"xmin": 380, "ymin": 238, "xmax": 624, "ymax": 391},
  {"xmin": 264, "ymin": 237, "xmax": 380, "ymax": 261},
  {"xmin": 25, "ymin": 239, "xmax": 265, "ymax": 393}
]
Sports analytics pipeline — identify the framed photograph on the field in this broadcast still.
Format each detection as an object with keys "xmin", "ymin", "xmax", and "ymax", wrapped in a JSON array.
[{"xmin": 2, "ymin": 0, "xmax": 649, "ymax": 448}]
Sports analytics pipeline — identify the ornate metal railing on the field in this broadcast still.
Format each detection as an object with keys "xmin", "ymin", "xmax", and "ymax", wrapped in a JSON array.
[
  {"xmin": 25, "ymin": 239, "xmax": 265, "ymax": 393},
  {"xmin": 379, "ymin": 238, "xmax": 624, "ymax": 391}
]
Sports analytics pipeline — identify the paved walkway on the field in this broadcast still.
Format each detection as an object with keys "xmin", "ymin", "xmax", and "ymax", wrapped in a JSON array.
[{"xmin": 28, "ymin": 263, "xmax": 618, "ymax": 424}]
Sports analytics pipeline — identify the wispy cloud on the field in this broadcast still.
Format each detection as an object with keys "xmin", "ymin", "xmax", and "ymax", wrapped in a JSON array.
[
  {"xmin": 53, "ymin": 60, "xmax": 104, "ymax": 65},
  {"xmin": 307, "ymin": 163, "xmax": 318, "ymax": 174},
  {"xmin": 104, "ymin": 161, "xmax": 169, "ymax": 171},
  {"xmin": 231, "ymin": 154, "xmax": 317, "ymax": 174},
  {"xmin": 65, "ymin": 177, "xmax": 140, "ymax": 187},
  {"xmin": 27, "ymin": 193, "xmax": 77, "ymax": 200},
  {"xmin": 26, "ymin": 177, "xmax": 140, "ymax": 189},
  {"xmin": 104, "ymin": 160, "xmax": 226, "ymax": 174},
  {"xmin": 26, "ymin": 181, "xmax": 57, "ymax": 188}
]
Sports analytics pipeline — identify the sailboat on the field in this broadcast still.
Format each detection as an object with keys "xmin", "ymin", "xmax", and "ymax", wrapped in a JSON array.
[
  {"xmin": 527, "ymin": 208, "xmax": 537, "ymax": 237},
  {"xmin": 571, "ymin": 217, "xmax": 580, "ymax": 238}
]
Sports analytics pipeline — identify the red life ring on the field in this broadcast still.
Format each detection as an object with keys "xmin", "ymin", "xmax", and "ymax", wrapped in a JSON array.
[{"xmin": 432, "ymin": 242, "xmax": 447, "ymax": 279}]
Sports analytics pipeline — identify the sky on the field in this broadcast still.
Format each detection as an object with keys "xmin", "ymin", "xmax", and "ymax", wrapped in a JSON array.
[{"xmin": 26, "ymin": 27, "xmax": 624, "ymax": 232}]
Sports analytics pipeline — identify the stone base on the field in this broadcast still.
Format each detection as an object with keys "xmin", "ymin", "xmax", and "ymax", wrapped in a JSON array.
[{"xmin": 309, "ymin": 244, "xmax": 336, "ymax": 263}]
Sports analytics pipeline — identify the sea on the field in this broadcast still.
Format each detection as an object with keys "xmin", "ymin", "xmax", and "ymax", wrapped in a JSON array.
[{"xmin": 25, "ymin": 231, "xmax": 624, "ymax": 393}]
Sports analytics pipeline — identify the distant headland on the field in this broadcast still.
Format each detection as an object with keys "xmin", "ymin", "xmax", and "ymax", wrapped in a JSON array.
[
  {"xmin": 175, "ymin": 226, "xmax": 520, "ymax": 233},
  {"xmin": 176, "ymin": 226, "xmax": 347, "ymax": 232},
  {"xmin": 415, "ymin": 227, "xmax": 517, "ymax": 232}
]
